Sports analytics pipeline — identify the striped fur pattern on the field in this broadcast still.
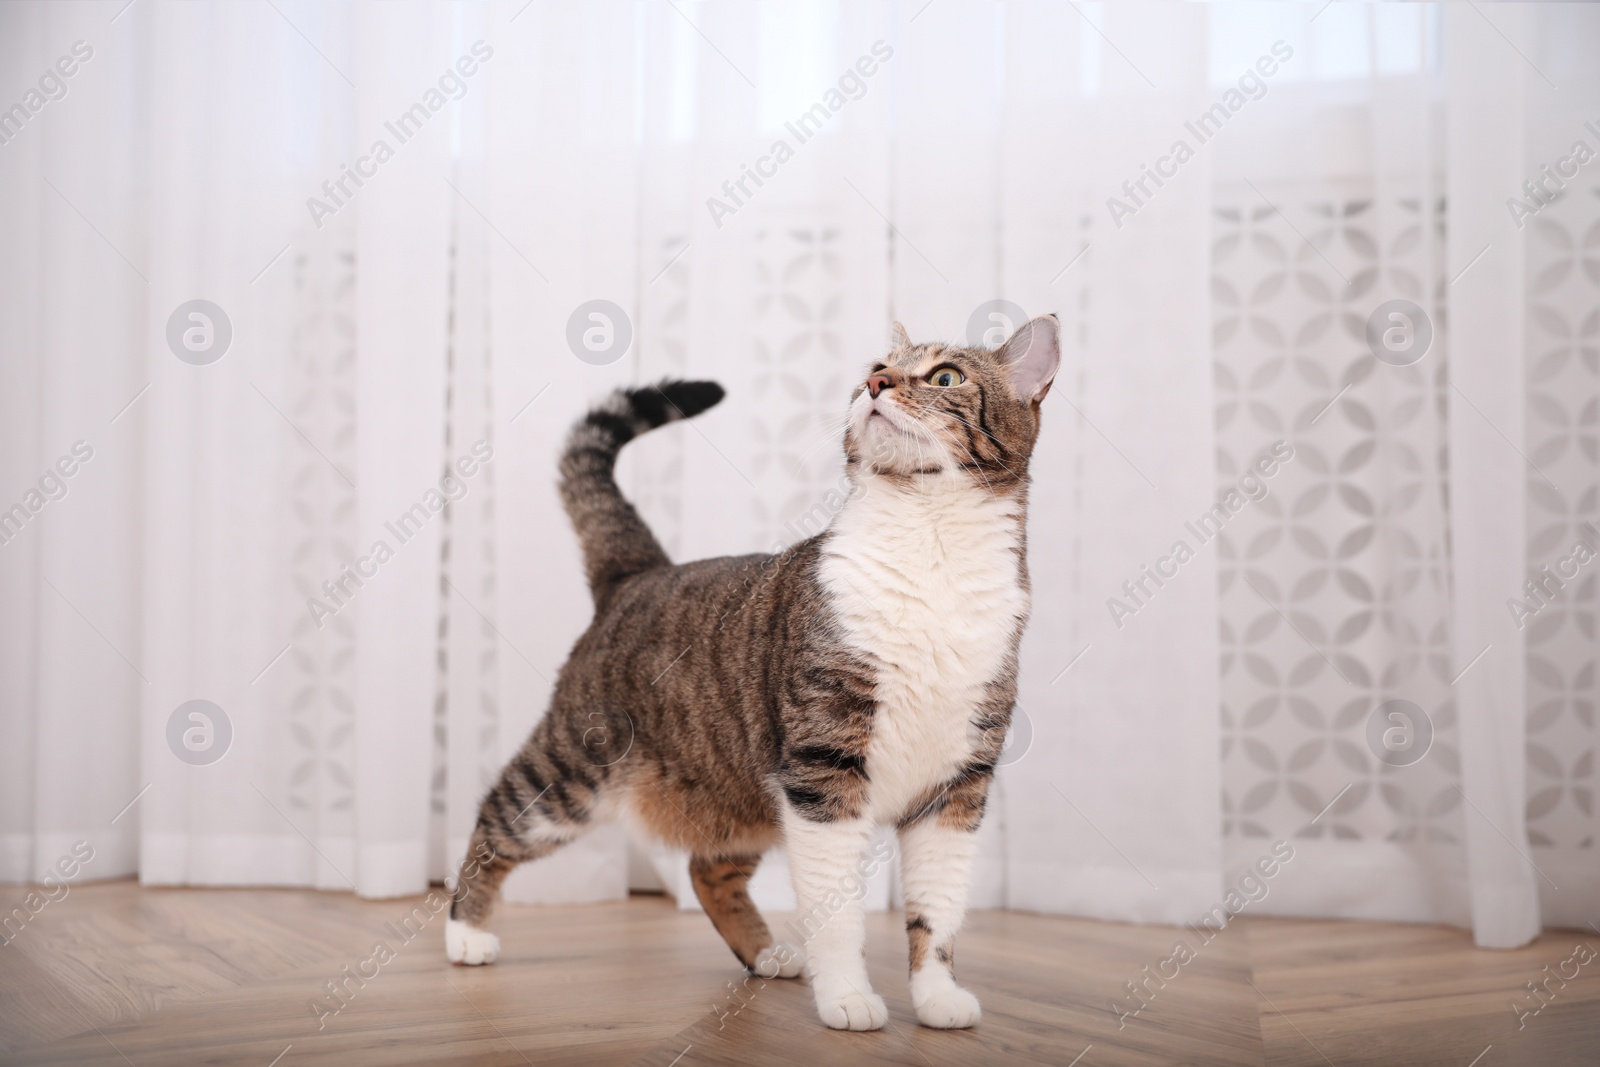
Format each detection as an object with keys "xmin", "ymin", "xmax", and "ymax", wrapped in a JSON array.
[{"xmin": 446, "ymin": 318, "xmax": 1060, "ymax": 1031}]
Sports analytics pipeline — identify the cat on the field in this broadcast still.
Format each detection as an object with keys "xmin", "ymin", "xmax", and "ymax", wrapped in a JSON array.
[{"xmin": 445, "ymin": 315, "xmax": 1059, "ymax": 1031}]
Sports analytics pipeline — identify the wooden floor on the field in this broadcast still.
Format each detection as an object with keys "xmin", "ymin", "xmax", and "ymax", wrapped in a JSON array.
[{"xmin": 0, "ymin": 882, "xmax": 1595, "ymax": 1066}]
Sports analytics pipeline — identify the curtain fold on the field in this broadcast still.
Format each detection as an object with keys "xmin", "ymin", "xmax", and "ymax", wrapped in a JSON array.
[
  {"xmin": 1511, "ymin": 4, "xmax": 1600, "ymax": 932},
  {"xmin": 1444, "ymin": 3, "xmax": 1540, "ymax": 949},
  {"xmin": 1002, "ymin": 2, "xmax": 1224, "ymax": 925}
]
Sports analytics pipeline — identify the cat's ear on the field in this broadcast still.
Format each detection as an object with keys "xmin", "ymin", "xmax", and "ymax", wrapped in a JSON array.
[
  {"xmin": 889, "ymin": 321, "xmax": 911, "ymax": 349},
  {"xmin": 995, "ymin": 314, "xmax": 1060, "ymax": 402}
]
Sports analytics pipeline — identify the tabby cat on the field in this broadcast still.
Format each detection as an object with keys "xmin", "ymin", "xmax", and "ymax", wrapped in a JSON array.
[{"xmin": 445, "ymin": 315, "xmax": 1059, "ymax": 1031}]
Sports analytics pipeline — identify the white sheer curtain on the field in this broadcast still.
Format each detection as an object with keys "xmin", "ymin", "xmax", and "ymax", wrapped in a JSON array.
[
  {"xmin": 1454, "ymin": 4, "xmax": 1600, "ymax": 934},
  {"xmin": 2, "ymin": 1, "xmax": 1593, "ymax": 949}
]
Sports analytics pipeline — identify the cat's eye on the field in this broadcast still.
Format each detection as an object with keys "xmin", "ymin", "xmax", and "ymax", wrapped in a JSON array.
[{"xmin": 928, "ymin": 367, "xmax": 965, "ymax": 387}]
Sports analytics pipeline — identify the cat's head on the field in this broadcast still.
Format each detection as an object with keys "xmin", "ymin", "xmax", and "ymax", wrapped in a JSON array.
[{"xmin": 844, "ymin": 315, "xmax": 1060, "ymax": 487}]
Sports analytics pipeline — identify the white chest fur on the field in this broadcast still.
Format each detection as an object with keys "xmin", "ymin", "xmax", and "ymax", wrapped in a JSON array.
[{"xmin": 819, "ymin": 474, "xmax": 1029, "ymax": 823}]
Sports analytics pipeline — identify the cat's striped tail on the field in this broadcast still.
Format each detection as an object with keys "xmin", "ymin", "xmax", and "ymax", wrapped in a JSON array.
[{"xmin": 559, "ymin": 380, "xmax": 725, "ymax": 605}]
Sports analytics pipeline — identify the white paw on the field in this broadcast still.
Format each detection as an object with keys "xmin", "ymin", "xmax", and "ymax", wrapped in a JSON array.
[
  {"xmin": 914, "ymin": 986, "xmax": 981, "ymax": 1029},
  {"xmin": 445, "ymin": 918, "xmax": 500, "ymax": 965},
  {"xmin": 815, "ymin": 988, "xmax": 889, "ymax": 1031},
  {"xmin": 753, "ymin": 942, "xmax": 804, "ymax": 979}
]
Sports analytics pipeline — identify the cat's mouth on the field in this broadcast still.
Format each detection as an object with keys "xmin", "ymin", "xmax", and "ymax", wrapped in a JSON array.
[
  {"xmin": 865, "ymin": 392, "xmax": 910, "ymax": 421},
  {"xmin": 862, "ymin": 398, "xmax": 910, "ymax": 433},
  {"xmin": 850, "ymin": 394, "xmax": 951, "ymax": 475}
]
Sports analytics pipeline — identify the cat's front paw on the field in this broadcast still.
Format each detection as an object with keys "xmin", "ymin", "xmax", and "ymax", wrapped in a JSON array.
[
  {"xmin": 814, "ymin": 987, "xmax": 888, "ymax": 1031},
  {"xmin": 445, "ymin": 918, "xmax": 500, "ymax": 965},
  {"xmin": 914, "ymin": 986, "xmax": 981, "ymax": 1029},
  {"xmin": 753, "ymin": 942, "xmax": 804, "ymax": 979}
]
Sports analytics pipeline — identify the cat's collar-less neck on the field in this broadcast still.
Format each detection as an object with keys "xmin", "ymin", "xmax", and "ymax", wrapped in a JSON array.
[
  {"xmin": 825, "ymin": 464, "xmax": 1028, "ymax": 577},
  {"xmin": 846, "ymin": 464, "xmax": 1027, "ymax": 504}
]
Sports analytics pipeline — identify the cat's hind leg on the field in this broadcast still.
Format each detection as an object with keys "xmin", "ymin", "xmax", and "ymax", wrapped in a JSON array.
[
  {"xmin": 445, "ymin": 818, "xmax": 521, "ymax": 965},
  {"xmin": 688, "ymin": 852, "xmax": 803, "ymax": 978},
  {"xmin": 445, "ymin": 724, "xmax": 608, "ymax": 965}
]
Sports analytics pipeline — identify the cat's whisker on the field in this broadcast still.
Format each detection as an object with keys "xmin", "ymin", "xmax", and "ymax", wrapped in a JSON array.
[
  {"xmin": 791, "ymin": 414, "xmax": 856, "ymax": 474},
  {"xmin": 938, "ymin": 408, "xmax": 1024, "ymax": 484},
  {"xmin": 789, "ymin": 405, "xmax": 854, "ymax": 448},
  {"xmin": 964, "ymin": 448, "xmax": 999, "ymax": 494}
]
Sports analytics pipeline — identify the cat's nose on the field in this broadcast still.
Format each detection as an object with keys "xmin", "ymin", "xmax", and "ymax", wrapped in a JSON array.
[{"xmin": 865, "ymin": 373, "xmax": 894, "ymax": 398}]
